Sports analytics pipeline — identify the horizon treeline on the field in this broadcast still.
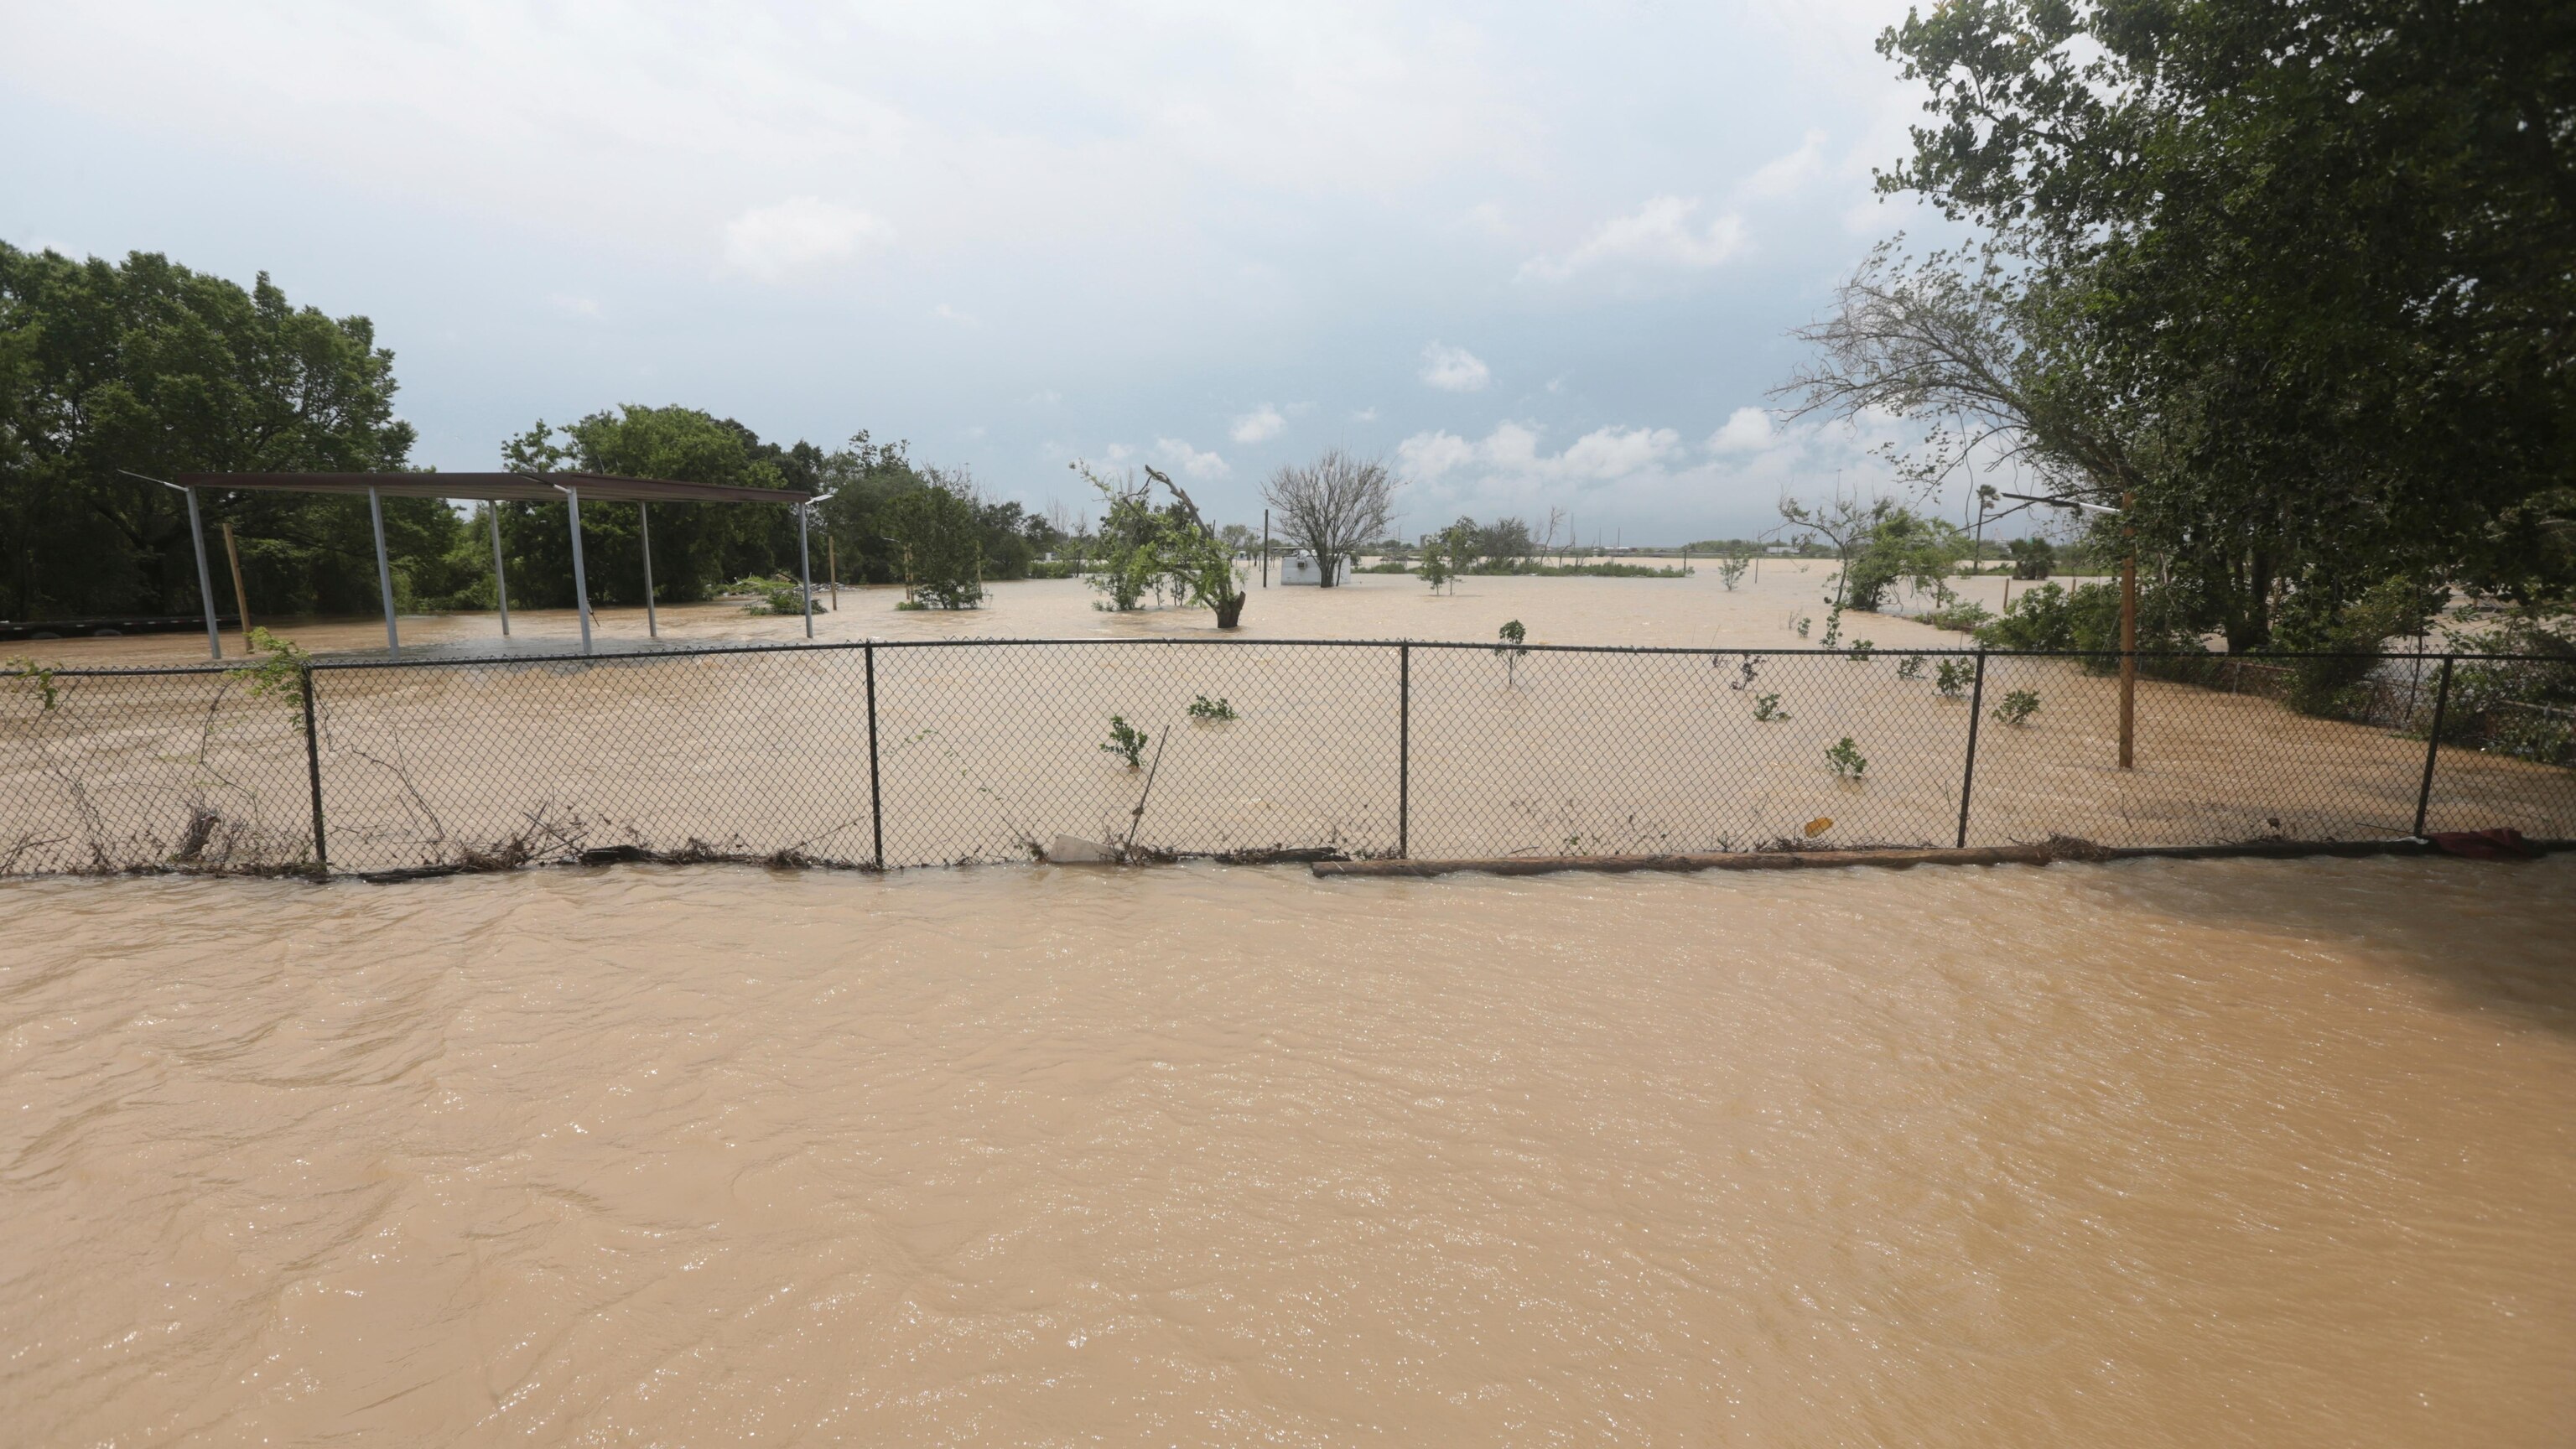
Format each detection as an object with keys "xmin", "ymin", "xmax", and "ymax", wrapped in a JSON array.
[{"xmin": 0, "ymin": 242, "xmax": 1059, "ymax": 622}]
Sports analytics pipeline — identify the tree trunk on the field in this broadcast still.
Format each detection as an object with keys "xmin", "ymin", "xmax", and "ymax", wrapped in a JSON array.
[{"xmin": 1214, "ymin": 594, "xmax": 1244, "ymax": 629}]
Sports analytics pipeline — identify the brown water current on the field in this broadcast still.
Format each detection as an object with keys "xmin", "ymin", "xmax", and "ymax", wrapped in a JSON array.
[{"xmin": 5, "ymin": 854, "xmax": 2573, "ymax": 1444}]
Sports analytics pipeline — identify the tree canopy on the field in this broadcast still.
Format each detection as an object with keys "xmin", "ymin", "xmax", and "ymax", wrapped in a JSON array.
[
  {"xmin": 1, "ymin": 244, "xmax": 1046, "ymax": 625},
  {"xmin": 1808, "ymin": 0, "xmax": 2576, "ymax": 649},
  {"xmin": 2, "ymin": 243, "xmax": 428, "ymax": 620}
]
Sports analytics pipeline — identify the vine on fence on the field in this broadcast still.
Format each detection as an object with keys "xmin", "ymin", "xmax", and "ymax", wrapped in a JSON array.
[{"xmin": 5, "ymin": 657, "xmax": 62, "ymax": 712}]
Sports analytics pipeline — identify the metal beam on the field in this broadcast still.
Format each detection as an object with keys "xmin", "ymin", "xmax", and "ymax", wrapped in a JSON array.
[
  {"xmin": 184, "ymin": 486, "xmax": 222, "ymax": 660},
  {"xmin": 366, "ymin": 486, "xmax": 398, "ymax": 656},
  {"xmin": 640, "ymin": 502, "xmax": 658, "ymax": 640},
  {"xmin": 561, "ymin": 485, "xmax": 594, "ymax": 656},
  {"xmin": 488, "ymin": 505, "xmax": 512, "ymax": 636}
]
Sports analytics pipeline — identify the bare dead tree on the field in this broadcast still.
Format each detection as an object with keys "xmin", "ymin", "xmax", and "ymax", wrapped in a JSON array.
[{"xmin": 1259, "ymin": 449, "xmax": 1397, "ymax": 589}]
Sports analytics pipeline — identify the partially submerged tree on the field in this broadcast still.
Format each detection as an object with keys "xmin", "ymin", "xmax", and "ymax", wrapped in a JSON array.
[
  {"xmin": 1076, "ymin": 462, "xmax": 1162, "ymax": 611},
  {"xmin": 1260, "ymin": 449, "xmax": 1396, "ymax": 589},
  {"xmin": 883, "ymin": 481, "xmax": 984, "ymax": 609},
  {"xmin": 1143, "ymin": 465, "xmax": 1247, "ymax": 628}
]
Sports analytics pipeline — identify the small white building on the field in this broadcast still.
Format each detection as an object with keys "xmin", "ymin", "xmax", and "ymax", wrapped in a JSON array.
[{"xmin": 1275, "ymin": 553, "xmax": 1350, "ymax": 586}]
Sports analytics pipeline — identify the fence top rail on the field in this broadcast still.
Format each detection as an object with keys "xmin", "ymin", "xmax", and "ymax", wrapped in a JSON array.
[{"xmin": 13, "ymin": 637, "xmax": 2574, "ymax": 678}]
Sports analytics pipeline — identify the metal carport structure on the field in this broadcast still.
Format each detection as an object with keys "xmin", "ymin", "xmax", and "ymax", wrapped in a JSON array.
[{"xmin": 164, "ymin": 471, "xmax": 822, "ymax": 659}]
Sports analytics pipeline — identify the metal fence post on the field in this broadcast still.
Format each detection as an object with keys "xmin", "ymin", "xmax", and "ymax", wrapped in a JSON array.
[
  {"xmin": 865, "ymin": 642, "xmax": 885, "ymax": 869},
  {"xmin": 1955, "ymin": 650, "xmax": 1987, "ymax": 849},
  {"xmin": 2412, "ymin": 654, "xmax": 2455, "ymax": 839},
  {"xmin": 300, "ymin": 663, "xmax": 329, "ymax": 875},
  {"xmin": 1397, "ymin": 643, "xmax": 1411, "ymax": 859}
]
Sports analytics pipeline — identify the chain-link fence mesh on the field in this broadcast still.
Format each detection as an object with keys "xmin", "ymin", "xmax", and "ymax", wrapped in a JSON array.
[
  {"xmin": 0, "ymin": 665, "xmax": 316, "ymax": 874},
  {"xmin": 4, "ymin": 641, "xmax": 2570, "ymax": 877}
]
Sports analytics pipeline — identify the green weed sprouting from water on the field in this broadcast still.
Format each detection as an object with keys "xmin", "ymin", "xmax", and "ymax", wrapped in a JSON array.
[
  {"xmin": 1992, "ymin": 689, "xmax": 2041, "ymax": 727},
  {"xmin": 1896, "ymin": 654, "xmax": 1924, "ymax": 681},
  {"xmin": 1495, "ymin": 620, "xmax": 1530, "ymax": 687},
  {"xmin": 1935, "ymin": 659, "xmax": 1971, "ymax": 698},
  {"xmin": 1847, "ymin": 638, "xmax": 1875, "ymax": 662},
  {"xmin": 1753, "ymin": 692, "xmax": 1789, "ymax": 723},
  {"xmin": 1826, "ymin": 735, "xmax": 1867, "ymax": 780},
  {"xmin": 1102, "ymin": 714, "xmax": 1150, "ymax": 768},
  {"xmin": 1187, "ymin": 694, "xmax": 1238, "ymax": 723}
]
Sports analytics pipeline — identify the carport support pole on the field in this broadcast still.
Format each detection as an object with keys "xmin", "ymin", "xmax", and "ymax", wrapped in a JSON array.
[
  {"xmin": 639, "ymin": 501, "xmax": 658, "ymax": 640},
  {"xmin": 184, "ymin": 486, "xmax": 222, "ymax": 660},
  {"xmin": 366, "ymin": 486, "xmax": 398, "ymax": 656},
  {"xmin": 797, "ymin": 501, "xmax": 815, "ymax": 639},
  {"xmin": 488, "ymin": 505, "xmax": 512, "ymax": 636},
  {"xmin": 563, "ymin": 485, "xmax": 594, "ymax": 655}
]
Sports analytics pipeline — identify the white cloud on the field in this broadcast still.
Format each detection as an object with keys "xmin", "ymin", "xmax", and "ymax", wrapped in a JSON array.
[
  {"xmin": 1397, "ymin": 421, "xmax": 1680, "ymax": 486},
  {"xmin": 1396, "ymin": 430, "xmax": 1478, "ymax": 479},
  {"xmin": 1420, "ymin": 341, "xmax": 1491, "ymax": 392},
  {"xmin": 1559, "ymin": 424, "xmax": 1683, "ymax": 479},
  {"xmin": 1229, "ymin": 403, "xmax": 1286, "ymax": 443},
  {"xmin": 721, "ymin": 197, "xmax": 893, "ymax": 282},
  {"xmin": 933, "ymin": 302, "xmax": 980, "ymax": 327},
  {"xmin": 548, "ymin": 293, "xmax": 602, "ymax": 318},
  {"xmin": 1740, "ymin": 130, "xmax": 1827, "ymax": 199},
  {"xmin": 1153, "ymin": 437, "xmax": 1228, "ymax": 479},
  {"xmin": 1352, "ymin": 407, "xmax": 1379, "ymax": 422},
  {"xmin": 1518, "ymin": 196, "xmax": 1748, "ymax": 282},
  {"xmin": 1708, "ymin": 406, "xmax": 1775, "ymax": 454},
  {"xmin": 1027, "ymin": 389, "xmax": 1062, "ymax": 408}
]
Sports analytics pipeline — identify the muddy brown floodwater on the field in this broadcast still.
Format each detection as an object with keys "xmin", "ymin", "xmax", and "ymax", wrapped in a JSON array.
[{"xmin": 5, "ymin": 854, "xmax": 2573, "ymax": 1445}]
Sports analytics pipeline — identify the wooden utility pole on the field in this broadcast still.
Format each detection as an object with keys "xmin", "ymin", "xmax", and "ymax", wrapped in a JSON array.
[
  {"xmin": 2119, "ymin": 491, "xmax": 2137, "ymax": 770},
  {"xmin": 827, "ymin": 535, "xmax": 839, "ymax": 610},
  {"xmin": 1261, "ymin": 509, "xmax": 1270, "ymax": 588},
  {"xmin": 220, "ymin": 521, "xmax": 252, "ymax": 640}
]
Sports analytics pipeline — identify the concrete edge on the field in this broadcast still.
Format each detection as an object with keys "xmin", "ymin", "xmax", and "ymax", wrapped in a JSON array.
[{"xmin": 1309, "ymin": 837, "xmax": 2576, "ymax": 880}]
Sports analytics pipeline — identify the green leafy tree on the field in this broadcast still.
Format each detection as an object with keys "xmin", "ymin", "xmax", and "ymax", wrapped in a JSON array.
[
  {"xmin": 883, "ymin": 482, "xmax": 985, "ymax": 609},
  {"xmin": 499, "ymin": 404, "xmax": 806, "ymax": 609},
  {"xmin": 1, "ymin": 243, "xmax": 434, "ymax": 621},
  {"xmin": 1866, "ymin": 0, "xmax": 2576, "ymax": 636}
]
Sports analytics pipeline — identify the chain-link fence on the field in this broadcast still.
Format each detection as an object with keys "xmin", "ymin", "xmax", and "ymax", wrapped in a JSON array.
[{"xmin": 4, "ymin": 641, "xmax": 2570, "ymax": 877}]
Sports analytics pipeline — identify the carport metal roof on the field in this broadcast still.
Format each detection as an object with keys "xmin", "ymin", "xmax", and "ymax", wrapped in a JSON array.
[
  {"xmin": 175, "ymin": 471, "xmax": 814, "ymax": 506},
  {"xmin": 159, "ymin": 471, "xmax": 827, "ymax": 660}
]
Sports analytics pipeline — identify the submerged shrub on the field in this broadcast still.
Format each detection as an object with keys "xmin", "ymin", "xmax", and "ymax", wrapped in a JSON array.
[
  {"xmin": 1825, "ymin": 736, "xmax": 1867, "ymax": 780},
  {"xmin": 1102, "ymin": 715, "xmax": 1149, "ymax": 768}
]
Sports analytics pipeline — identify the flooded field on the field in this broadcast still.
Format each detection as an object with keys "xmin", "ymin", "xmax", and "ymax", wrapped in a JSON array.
[
  {"xmin": 8, "ymin": 568, "xmax": 2568, "ymax": 875},
  {"xmin": 4, "ymin": 854, "xmax": 2573, "ymax": 1445},
  {"xmin": 21, "ymin": 561, "xmax": 2051, "ymax": 662}
]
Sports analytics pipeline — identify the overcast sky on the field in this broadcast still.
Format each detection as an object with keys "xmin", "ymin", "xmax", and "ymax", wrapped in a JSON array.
[{"xmin": 3, "ymin": 0, "xmax": 1971, "ymax": 542}]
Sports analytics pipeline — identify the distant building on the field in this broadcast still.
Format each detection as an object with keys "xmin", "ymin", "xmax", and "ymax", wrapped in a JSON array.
[{"xmin": 1276, "ymin": 554, "xmax": 1349, "ymax": 586}]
